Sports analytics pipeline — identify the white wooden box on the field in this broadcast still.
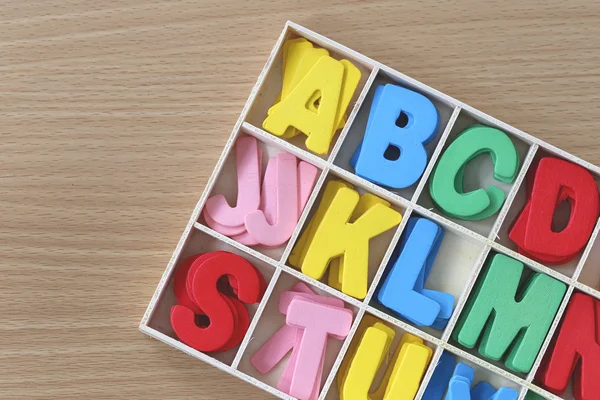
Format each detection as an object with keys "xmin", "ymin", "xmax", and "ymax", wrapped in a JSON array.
[{"xmin": 140, "ymin": 21, "xmax": 600, "ymax": 400}]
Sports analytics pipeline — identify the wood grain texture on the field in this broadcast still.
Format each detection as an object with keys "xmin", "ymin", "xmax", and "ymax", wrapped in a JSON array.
[{"xmin": 1, "ymin": 0, "xmax": 599, "ymax": 398}]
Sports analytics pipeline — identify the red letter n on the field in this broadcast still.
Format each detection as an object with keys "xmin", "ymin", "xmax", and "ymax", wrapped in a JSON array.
[{"xmin": 539, "ymin": 293, "xmax": 600, "ymax": 400}]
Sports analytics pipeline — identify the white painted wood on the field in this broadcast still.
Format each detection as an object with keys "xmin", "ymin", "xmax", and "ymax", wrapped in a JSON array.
[
  {"xmin": 573, "ymin": 216, "xmax": 600, "ymax": 281},
  {"xmin": 517, "ymin": 385, "xmax": 531, "ymax": 400},
  {"xmin": 327, "ymin": 67, "xmax": 380, "ymax": 164},
  {"xmin": 442, "ymin": 343, "xmax": 528, "ymax": 388},
  {"xmin": 441, "ymin": 246, "xmax": 492, "ymax": 343},
  {"xmin": 278, "ymin": 263, "xmax": 365, "ymax": 310},
  {"xmin": 365, "ymin": 305, "xmax": 442, "ymax": 346},
  {"xmin": 573, "ymin": 281, "xmax": 600, "ymax": 302},
  {"xmin": 362, "ymin": 207, "xmax": 414, "ymax": 306},
  {"xmin": 231, "ymin": 268, "xmax": 283, "ymax": 369},
  {"xmin": 414, "ymin": 346, "xmax": 445, "ymax": 400},
  {"xmin": 140, "ymin": 221, "xmax": 194, "ymax": 326},
  {"xmin": 242, "ymin": 122, "xmax": 328, "ymax": 170},
  {"xmin": 194, "ymin": 222, "xmax": 281, "ymax": 268},
  {"xmin": 411, "ymin": 106, "xmax": 462, "ymax": 203},
  {"xmin": 413, "ymin": 203, "xmax": 490, "ymax": 244},
  {"xmin": 328, "ymin": 163, "xmax": 412, "ymax": 207},
  {"xmin": 279, "ymin": 166, "xmax": 330, "ymax": 264},
  {"xmin": 526, "ymin": 384, "xmax": 565, "ymax": 400},
  {"xmin": 489, "ymin": 144, "xmax": 539, "ymax": 241},
  {"xmin": 234, "ymin": 369, "xmax": 296, "ymax": 400},
  {"xmin": 140, "ymin": 324, "xmax": 233, "ymax": 371},
  {"xmin": 487, "ymin": 241, "xmax": 573, "ymax": 286}
]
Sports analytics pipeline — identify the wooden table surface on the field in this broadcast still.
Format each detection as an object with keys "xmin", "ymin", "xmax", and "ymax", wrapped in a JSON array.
[{"xmin": 2, "ymin": 0, "xmax": 599, "ymax": 398}]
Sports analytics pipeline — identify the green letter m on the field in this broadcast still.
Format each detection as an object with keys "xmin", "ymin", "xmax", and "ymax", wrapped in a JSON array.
[{"xmin": 453, "ymin": 253, "xmax": 566, "ymax": 373}]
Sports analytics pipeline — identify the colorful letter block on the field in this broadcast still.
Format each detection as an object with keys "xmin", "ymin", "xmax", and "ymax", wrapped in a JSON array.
[
  {"xmin": 378, "ymin": 217, "xmax": 455, "ymax": 328},
  {"xmin": 430, "ymin": 126, "xmax": 519, "ymax": 220},
  {"xmin": 423, "ymin": 352, "xmax": 457, "ymax": 400},
  {"xmin": 524, "ymin": 392, "xmax": 545, "ymax": 400},
  {"xmin": 539, "ymin": 293, "xmax": 600, "ymax": 400},
  {"xmin": 338, "ymin": 317, "xmax": 432, "ymax": 400},
  {"xmin": 509, "ymin": 157, "xmax": 599, "ymax": 264},
  {"xmin": 453, "ymin": 254, "xmax": 566, "ymax": 373},
  {"xmin": 352, "ymin": 84, "xmax": 439, "ymax": 189},
  {"xmin": 286, "ymin": 298, "xmax": 353, "ymax": 400},
  {"xmin": 424, "ymin": 352, "xmax": 518, "ymax": 400},
  {"xmin": 251, "ymin": 282, "xmax": 352, "ymax": 400},
  {"xmin": 263, "ymin": 39, "xmax": 361, "ymax": 154},
  {"xmin": 204, "ymin": 136, "xmax": 262, "ymax": 230},
  {"xmin": 170, "ymin": 252, "xmax": 265, "ymax": 352},
  {"xmin": 203, "ymin": 136, "xmax": 318, "ymax": 248},
  {"xmin": 327, "ymin": 192, "xmax": 391, "ymax": 291},
  {"xmin": 445, "ymin": 363, "xmax": 475, "ymax": 400},
  {"xmin": 290, "ymin": 179, "xmax": 402, "ymax": 299}
]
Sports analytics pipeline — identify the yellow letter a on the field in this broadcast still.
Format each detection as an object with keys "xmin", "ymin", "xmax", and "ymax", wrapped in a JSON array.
[{"xmin": 263, "ymin": 56, "xmax": 344, "ymax": 155}]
